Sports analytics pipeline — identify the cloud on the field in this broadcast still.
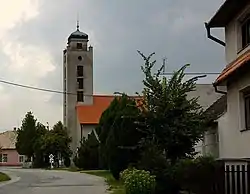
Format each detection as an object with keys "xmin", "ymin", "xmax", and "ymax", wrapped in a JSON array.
[
  {"xmin": 0, "ymin": 0, "xmax": 39, "ymax": 36},
  {"xmin": 0, "ymin": 0, "xmax": 226, "ymax": 131},
  {"xmin": 0, "ymin": 0, "xmax": 60, "ymax": 130}
]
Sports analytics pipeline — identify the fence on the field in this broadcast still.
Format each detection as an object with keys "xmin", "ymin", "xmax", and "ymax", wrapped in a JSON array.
[{"xmin": 213, "ymin": 160, "xmax": 250, "ymax": 194}]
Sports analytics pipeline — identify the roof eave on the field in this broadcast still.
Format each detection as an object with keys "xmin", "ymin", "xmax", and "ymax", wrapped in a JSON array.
[
  {"xmin": 213, "ymin": 79, "xmax": 227, "ymax": 87},
  {"xmin": 207, "ymin": 1, "xmax": 229, "ymax": 28},
  {"xmin": 80, "ymin": 122, "xmax": 98, "ymax": 125},
  {"xmin": 207, "ymin": 0, "xmax": 249, "ymax": 28}
]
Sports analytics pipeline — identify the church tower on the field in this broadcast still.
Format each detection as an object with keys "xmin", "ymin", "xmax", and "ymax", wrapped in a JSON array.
[{"xmin": 63, "ymin": 22, "xmax": 93, "ymax": 152}]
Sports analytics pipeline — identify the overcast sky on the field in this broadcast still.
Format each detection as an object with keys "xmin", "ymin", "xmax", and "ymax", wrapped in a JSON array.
[{"xmin": 0, "ymin": 0, "xmax": 226, "ymax": 131}]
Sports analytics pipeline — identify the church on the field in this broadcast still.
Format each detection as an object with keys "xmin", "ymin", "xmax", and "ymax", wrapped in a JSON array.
[
  {"xmin": 63, "ymin": 24, "xmax": 114, "ymax": 153},
  {"xmin": 62, "ymin": 23, "xmax": 224, "ymax": 156}
]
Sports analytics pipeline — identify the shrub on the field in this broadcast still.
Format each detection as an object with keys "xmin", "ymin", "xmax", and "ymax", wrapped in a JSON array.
[
  {"xmin": 120, "ymin": 168, "xmax": 156, "ymax": 194},
  {"xmin": 64, "ymin": 157, "xmax": 71, "ymax": 167},
  {"xmin": 175, "ymin": 156, "xmax": 223, "ymax": 194},
  {"xmin": 137, "ymin": 143, "xmax": 180, "ymax": 194}
]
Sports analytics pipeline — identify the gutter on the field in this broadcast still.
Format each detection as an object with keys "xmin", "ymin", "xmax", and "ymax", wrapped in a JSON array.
[
  {"xmin": 213, "ymin": 83, "xmax": 227, "ymax": 94},
  {"xmin": 205, "ymin": 22, "xmax": 226, "ymax": 47}
]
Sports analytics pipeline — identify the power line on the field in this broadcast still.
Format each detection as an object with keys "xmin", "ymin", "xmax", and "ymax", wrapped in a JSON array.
[
  {"xmin": 0, "ymin": 71, "xmax": 220, "ymax": 96},
  {"xmin": 161, "ymin": 72, "xmax": 220, "ymax": 75},
  {"xmin": 0, "ymin": 79, "xmax": 83, "ymax": 96}
]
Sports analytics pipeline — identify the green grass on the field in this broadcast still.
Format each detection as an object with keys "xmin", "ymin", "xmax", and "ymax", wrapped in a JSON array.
[
  {"xmin": 45, "ymin": 167, "xmax": 81, "ymax": 172},
  {"xmin": 0, "ymin": 172, "xmax": 11, "ymax": 182},
  {"xmin": 81, "ymin": 170, "xmax": 125, "ymax": 194}
]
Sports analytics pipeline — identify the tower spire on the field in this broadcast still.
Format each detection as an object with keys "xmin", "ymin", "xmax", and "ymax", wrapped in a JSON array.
[{"xmin": 77, "ymin": 13, "xmax": 79, "ymax": 30}]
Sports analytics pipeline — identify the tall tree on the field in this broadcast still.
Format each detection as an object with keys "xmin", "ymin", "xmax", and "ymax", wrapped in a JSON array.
[
  {"xmin": 74, "ymin": 131, "xmax": 100, "ymax": 170},
  {"xmin": 16, "ymin": 111, "xmax": 37, "ymax": 160},
  {"xmin": 134, "ymin": 52, "xmax": 212, "ymax": 194},
  {"xmin": 137, "ymin": 51, "xmax": 208, "ymax": 163},
  {"xmin": 96, "ymin": 97, "xmax": 120, "ymax": 169},
  {"xmin": 97, "ymin": 94, "xmax": 142, "ymax": 179},
  {"xmin": 33, "ymin": 122, "xmax": 48, "ymax": 167}
]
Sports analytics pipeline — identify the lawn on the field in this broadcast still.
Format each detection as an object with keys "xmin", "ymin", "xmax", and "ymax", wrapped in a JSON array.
[
  {"xmin": 0, "ymin": 172, "xmax": 11, "ymax": 182},
  {"xmin": 81, "ymin": 170, "xmax": 125, "ymax": 194}
]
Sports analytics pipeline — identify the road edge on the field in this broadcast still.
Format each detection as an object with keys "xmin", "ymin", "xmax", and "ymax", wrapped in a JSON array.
[{"xmin": 0, "ymin": 170, "xmax": 21, "ymax": 188}]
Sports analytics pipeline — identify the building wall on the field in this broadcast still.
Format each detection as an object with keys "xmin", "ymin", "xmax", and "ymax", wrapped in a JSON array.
[
  {"xmin": 74, "ymin": 116, "xmax": 97, "ymax": 152},
  {"xmin": 216, "ymin": 112, "xmax": 228, "ymax": 158},
  {"xmin": 222, "ymin": 73, "xmax": 250, "ymax": 158},
  {"xmin": 188, "ymin": 84, "xmax": 222, "ymax": 110},
  {"xmin": 225, "ymin": 3, "xmax": 250, "ymax": 64},
  {"xmin": 216, "ymin": 3, "xmax": 250, "ymax": 159},
  {"xmin": 0, "ymin": 149, "xmax": 23, "ymax": 166},
  {"xmin": 81, "ymin": 125, "xmax": 96, "ymax": 140},
  {"xmin": 191, "ymin": 84, "xmax": 223, "ymax": 157}
]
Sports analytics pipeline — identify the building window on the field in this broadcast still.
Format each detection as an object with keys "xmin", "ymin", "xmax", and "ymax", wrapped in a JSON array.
[
  {"xmin": 0, "ymin": 154, "xmax": 8, "ymax": 163},
  {"xmin": 19, "ymin": 155, "xmax": 24, "ymax": 163},
  {"xmin": 77, "ymin": 91, "xmax": 84, "ymax": 102},
  {"xmin": 242, "ymin": 18, "xmax": 250, "ymax": 49},
  {"xmin": 77, "ymin": 66, "xmax": 84, "ymax": 77},
  {"xmin": 244, "ymin": 93, "xmax": 250, "ymax": 130},
  {"xmin": 77, "ymin": 43, "xmax": 83, "ymax": 49},
  {"xmin": 78, "ymin": 56, "xmax": 82, "ymax": 61},
  {"xmin": 77, "ymin": 78, "xmax": 84, "ymax": 89}
]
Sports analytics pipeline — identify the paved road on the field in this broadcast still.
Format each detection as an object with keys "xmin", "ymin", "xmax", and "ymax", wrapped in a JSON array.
[{"xmin": 0, "ymin": 168, "xmax": 107, "ymax": 194}]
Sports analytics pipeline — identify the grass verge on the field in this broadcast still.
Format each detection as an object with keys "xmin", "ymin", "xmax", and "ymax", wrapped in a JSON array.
[
  {"xmin": 0, "ymin": 172, "xmax": 11, "ymax": 182},
  {"xmin": 81, "ymin": 170, "xmax": 125, "ymax": 194},
  {"xmin": 46, "ymin": 167, "xmax": 81, "ymax": 172}
]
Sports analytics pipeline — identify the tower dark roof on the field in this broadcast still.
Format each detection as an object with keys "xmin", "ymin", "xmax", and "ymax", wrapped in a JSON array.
[{"xmin": 68, "ymin": 29, "xmax": 88, "ymax": 41}]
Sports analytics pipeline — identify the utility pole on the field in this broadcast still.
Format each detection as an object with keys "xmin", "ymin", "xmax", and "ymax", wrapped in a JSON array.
[{"xmin": 162, "ymin": 57, "xmax": 167, "ymax": 74}]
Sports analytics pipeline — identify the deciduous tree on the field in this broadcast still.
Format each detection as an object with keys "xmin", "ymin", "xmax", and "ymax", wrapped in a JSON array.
[{"xmin": 137, "ymin": 51, "xmax": 208, "ymax": 163}]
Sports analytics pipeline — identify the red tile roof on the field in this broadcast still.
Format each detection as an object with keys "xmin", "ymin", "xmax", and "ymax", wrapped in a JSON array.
[
  {"xmin": 76, "ymin": 95, "xmax": 143, "ymax": 125},
  {"xmin": 214, "ymin": 49, "xmax": 250, "ymax": 86},
  {"xmin": 76, "ymin": 95, "xmax": 114, "ymax": 124}
]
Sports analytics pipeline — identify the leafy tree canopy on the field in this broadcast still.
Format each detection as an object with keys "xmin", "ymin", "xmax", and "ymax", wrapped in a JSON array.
[
  {"xmin": 136, "ymin": 51, "xmax": 209, "ymax": 163},
  {"xmin": 16, "ymin": 111, "xmax": 37, "ymax": 158},
  {"xmin": 41, "ymin": 121, "xmax": 72, "ymax": 158}
]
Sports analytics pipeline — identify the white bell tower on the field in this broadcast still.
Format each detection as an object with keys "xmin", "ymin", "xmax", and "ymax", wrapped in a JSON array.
[{"xmin": 63, "ymin": 21, "xmax": 93, "ymax": 152}]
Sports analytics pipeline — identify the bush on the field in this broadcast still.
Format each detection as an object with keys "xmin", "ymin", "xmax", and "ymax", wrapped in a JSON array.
[
  {"xmin": 120, "ymin": 168, "xmax": 156, "ymax": 194},
  {"xmin": 137, "ymin": 143, "xmax": 180, "ymax": 194},
  {"xmin": 175, "ymin": 156, "xmax": 223, "ymax": 194},
  {"xmin": 64, "ymin": 157, "xmax": 71, "ymax": 167}
]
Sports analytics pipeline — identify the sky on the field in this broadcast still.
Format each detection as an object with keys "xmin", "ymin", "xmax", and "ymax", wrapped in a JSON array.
[{"xmin": 0, "ymin": 0, "xmax": 226, "ymax": 131}]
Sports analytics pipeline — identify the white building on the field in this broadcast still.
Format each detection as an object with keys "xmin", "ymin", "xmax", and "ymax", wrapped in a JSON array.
[{"xmin": 201, "ymin": 0, "xmax": 250, "ymax": 159}]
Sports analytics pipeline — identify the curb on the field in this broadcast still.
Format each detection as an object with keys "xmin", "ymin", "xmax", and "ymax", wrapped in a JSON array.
[{"xmin": 0, "ymin": 170, "xmax": 21, "ymax": 188}]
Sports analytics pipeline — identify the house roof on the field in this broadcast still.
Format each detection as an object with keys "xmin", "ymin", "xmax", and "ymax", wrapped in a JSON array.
[
  {"xmin": 204, "ymin": 95, "xmax": 227, "ymax": 119},
  {"xmin": 207, "ymin": 0, "xmax": 249, "ymax": 28},
  {"xmin": 214, "ymin": 49, "xmax": 250, "ymax": 86},
  {"xmin": 76, "ymin": 95, "xmax": 115, "ymax": 124},
  {"xmin": 0, "ymin": 131, "xmax": 17, "ymax": 150}
]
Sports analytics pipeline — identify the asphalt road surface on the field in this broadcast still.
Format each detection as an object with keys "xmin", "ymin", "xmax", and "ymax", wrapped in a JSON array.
[{"xmin": 0, "ymin": 168, "xmax": 107, "ymax": 194}]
